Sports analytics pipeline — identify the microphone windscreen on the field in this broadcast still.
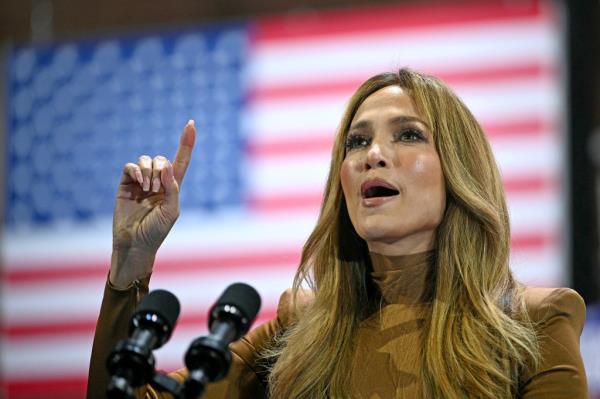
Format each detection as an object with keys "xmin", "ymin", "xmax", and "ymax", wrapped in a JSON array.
[
  {"xmin": 135, "ymin": 289, "xmax": 181, "ymax": 329},
  {"xmin": 215, "ymin": 283, "xmax": 261, "ymax": 321}
]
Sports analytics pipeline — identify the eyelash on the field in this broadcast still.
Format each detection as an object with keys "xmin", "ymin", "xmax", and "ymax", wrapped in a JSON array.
[{"xmin": 344, "ymin": 128, "xmax": 426, "ymax": 151}]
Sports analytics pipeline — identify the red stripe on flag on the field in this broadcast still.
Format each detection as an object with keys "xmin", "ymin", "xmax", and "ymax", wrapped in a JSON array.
[
  {"xmin": 3, "ymin": 249, "xmax": 301, "ymax": 284},
  {"xmin": 3, "ymin": 319, "xmax": 98, "ymax": 337},
  {"xmin": 247, "ymin": 192, "xmax": 323, "ymax": 213},
  {"xmin": 247, "ymin": 175, "xmax": 556, "ymax": 213},
  {"xmin": 249, "ymin": 63, "xmax": 554, "ymax": 102},
  {"xmin": 3, "ymin": 207, "xmax": 557, "ymax": 286},
  {"xmin": 436, "ymin": 63, "xmax": 553, "ymax": 87},
  {"xmin": 4, "ymin": 310, "xmax": 278, "ymax": 339},
  {"xmin": 2, "ymin": 225, "xmax": 556, "ymax": 341},
  {"xmin": 247, "ymin": 135, "xmax": 335, "ymax": 158},
  {"xmin": 253, "ymin": 1, "xmax": 548, "ymax": 43},
  {"xmin": 5, "ymin": 377, "xmax": 86, "ymax": 399},
  {"xmin": 511, "ymin": 232, "xmax": 559, "ymax": 250},
  {"xmin": 4, "ymin": 178, "xmax": 558, "ymax": 287},
  {"xmin": 483, "ymin": 118, "xmax": 555, "ymax": 139},
  {"xmin": 503, "ymin": 175, "xmax": 559, "ymax": 192},
  {"xmin": 246, "ymin": 117, "xmax": 555, "ymax": 159},
  {"xmin": 3, "ymin": 314, "xmax": 279, "ymax": 397}
]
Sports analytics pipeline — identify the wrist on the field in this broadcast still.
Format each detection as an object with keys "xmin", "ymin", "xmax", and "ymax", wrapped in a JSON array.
[{"xmin": 110, "ymin": 247, "xmax": 156, "ymax": 289}]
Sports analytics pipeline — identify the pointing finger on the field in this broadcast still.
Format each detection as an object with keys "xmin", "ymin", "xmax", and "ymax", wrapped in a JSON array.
[
  {"xmin": 173, "ymin": 120, "xmax": 196, "ymax": 186},
  {"xmin": 161, "ymin": 160, "xmax": 179, "ymax": 201},
  {"xmin": 159, "ymin": 160, "xmax": 180, "ymax": 221}
]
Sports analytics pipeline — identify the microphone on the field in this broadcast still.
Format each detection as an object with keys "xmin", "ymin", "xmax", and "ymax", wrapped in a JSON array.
[
  {"xmin": 183, "ymin": 283, "xmax": 261, "ymax": 398},
  {"xmin": 106, "ymin": 289, "xmax": 181, "ymax": 399}
]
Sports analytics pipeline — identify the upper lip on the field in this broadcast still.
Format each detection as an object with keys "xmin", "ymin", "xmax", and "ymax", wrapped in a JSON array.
[{"xmin": 360, "ymin": 177, "xmax": 399, "ymax": 198}]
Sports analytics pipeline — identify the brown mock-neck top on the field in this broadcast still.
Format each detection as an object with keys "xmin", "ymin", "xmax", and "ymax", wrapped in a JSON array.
[
  {"xmin": 370, "ymin": 250, "xmax": 434, "ymax": 304},
  {"xmin": 348, "ymin": 251, "xmax": 433, "ymax": 398},
  {"xmin": 88, "ymin": 250, "xmax": 588, "ymax": 398}
]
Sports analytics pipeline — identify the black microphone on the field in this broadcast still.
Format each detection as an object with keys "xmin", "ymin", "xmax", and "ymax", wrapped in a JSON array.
[
  {"xmin": 106, "ymin": 289, "xmax": 181, "ymax": 399},
  {"xmin": 183, "ymin": 283, "xmax": 261, "ymax": 398}
]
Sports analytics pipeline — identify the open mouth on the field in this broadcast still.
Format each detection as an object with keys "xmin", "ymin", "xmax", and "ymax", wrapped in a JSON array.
[
  {"xmin": 361, "ymin": 179, "xmax": 400, "ymax": 199},
  {"xmin": 363, "ymin": 186, "xmax": 400, "ymax": 198}
]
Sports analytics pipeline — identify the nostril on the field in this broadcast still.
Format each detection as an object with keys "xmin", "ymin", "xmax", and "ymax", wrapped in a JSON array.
[{"xmin": 365, "ymin": 159, "xmax": 385, "ymax": 170}]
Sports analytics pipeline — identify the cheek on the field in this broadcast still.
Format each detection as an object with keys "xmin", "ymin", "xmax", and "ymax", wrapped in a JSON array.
[
  {"xmin": 413, "ymin": 157, "xmax": 427, "ymax": 174},
  {"xmin": 411, "ymin": 154, "xmax": 446, "ymax": 206},
  {"xmin": 427, "ymin": 158, "xmax": 446, "ymax": 214},
  {"xmin": 411, "ymin": 154, "xmax": 443, "ymax": 184},
  {"xmin": 340, "ymin": 158, "xmax": 353, "ymax": 199},
  {"xmin": 408, "ymin": 150, "xmax": 437, "ymax": 174}
]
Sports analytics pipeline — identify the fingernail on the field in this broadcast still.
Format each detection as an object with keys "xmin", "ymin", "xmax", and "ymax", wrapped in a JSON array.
[
  {"xmin": 187, "ymin": 119, "xmax": 195, "ymax": 126},
  {"xmin": 143, "ymin": 177, "xmax": 150, "ymax": 191},
  {"xmin": 135, "ymin": 170, "xmax": 143, "ymax": 184},
  {"xmin": 152, "ymin": 177, "xmax": 160, "ymax": 192}
]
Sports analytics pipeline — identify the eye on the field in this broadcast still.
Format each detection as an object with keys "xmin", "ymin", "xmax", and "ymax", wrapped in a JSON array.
[
  {"xmin": 395, "ymin": 128, "xmax": 426, "ymax": 142},
  {"xmin": 344, "ymin": 134, "xmax": 371, "ymax": 151}
]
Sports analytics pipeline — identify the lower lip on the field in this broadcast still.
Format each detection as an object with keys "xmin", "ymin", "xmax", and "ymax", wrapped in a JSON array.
[{"xmin": 361, "ymin": 195, "xmax": 397, "ymax": 207}]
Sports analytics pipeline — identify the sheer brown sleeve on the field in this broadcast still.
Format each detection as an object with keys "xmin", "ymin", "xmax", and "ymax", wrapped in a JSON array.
[
  {"xmin": 520, "ymin": 287, "xmax": 588, "ymax": 398},
  {"xmin": 87, "ymin": 275, "xmax": 150, "ymax": 399}
]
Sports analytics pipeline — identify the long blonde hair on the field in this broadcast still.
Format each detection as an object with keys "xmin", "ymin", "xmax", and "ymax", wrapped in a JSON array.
[{"xmin": 265, "ymin": 69, "xmax": 539, "ymax": 398}]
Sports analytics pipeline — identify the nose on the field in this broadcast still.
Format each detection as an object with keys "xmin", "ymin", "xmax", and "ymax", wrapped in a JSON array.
[{"xmin": 365, "ymin": 142, "xmax": 388, "ymax": 170}]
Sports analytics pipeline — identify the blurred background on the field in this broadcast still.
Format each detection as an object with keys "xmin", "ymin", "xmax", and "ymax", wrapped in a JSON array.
[{"xmin": 1, "ymin": 0, "xmax": 599, "ymax": 398}]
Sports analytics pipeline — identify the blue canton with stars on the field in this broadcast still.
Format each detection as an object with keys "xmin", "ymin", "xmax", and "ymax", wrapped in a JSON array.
[{"xmin": 6, "ymin": 23, "xmax": 248, "ymax": 227}]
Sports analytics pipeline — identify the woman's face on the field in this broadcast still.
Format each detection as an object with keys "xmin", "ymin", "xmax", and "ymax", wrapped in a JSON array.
[{"xmin": 340, "ymin": 85, "xmax": 446, "ymax": 255}]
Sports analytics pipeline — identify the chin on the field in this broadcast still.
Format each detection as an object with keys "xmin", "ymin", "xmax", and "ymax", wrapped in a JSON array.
[
  {"xmin": 354, "ymin": 217, "xmax": 439, "ymax": 251},
  {"xmin": 355, "ymin": 219, "xmax": 397, "ymax": 242}
]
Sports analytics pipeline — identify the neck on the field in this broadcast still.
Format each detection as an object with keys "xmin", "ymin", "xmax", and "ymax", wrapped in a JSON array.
[
  {"xmin": 369, "ymin": 250, "xmax": 435, "ymax": 304},
  {"xmin": 366, "ymin": 231, "xmax": 436, "ymax": 256}
]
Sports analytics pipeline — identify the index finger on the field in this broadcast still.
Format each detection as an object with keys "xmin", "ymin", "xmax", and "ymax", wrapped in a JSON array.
[{"xmin": 173, "ymin": 119, "xmax": 196, "ymax": 186}]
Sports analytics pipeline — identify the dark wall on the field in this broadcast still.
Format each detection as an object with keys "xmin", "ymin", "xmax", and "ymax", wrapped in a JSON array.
[
  {"xmin": 1, "ymin": 0, "xmax": 397, "ymax": 43},
  {"xmin": 569, "ymin": 0, "xmax": 600, "ymax": 302}
]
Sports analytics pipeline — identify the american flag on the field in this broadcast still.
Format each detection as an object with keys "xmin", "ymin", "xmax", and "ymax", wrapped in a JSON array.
[{"xmin": 3, "ymin": 1, "xmax": 585, "ymax": 397}]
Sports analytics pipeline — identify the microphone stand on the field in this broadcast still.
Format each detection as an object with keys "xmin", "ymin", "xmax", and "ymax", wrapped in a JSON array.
[
  {"xmin": 183, "ymin": 331, "xmax": 232, "ymax": 399},
  {"xmin": 150, "ymin": 373, "xmax": 184, "ymax": 399},
  {"xmin": 106, "ymin": 370, "xmax": 184, "ymax": 399}
]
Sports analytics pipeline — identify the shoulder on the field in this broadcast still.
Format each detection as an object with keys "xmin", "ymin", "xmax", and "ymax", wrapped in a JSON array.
[
  {"xmin": 276, "ymin": 288, "xmax": 315, "ymax": 327},
  {"xmin": 522, "ymin": 286, "xmax": 586, "ymax": 333},
  {"xmin": 225, "ymin": 288, "xmax": 315, "ymax": 365},
  {"xmin": 518, "ymin": 287, "xmax": 589, "ymax": 397},
  {"xmin": 211, "ymin": 288, "xmax": 314, "ymax": 381}
]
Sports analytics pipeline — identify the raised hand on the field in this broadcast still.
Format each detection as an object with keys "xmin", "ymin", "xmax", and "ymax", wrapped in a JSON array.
[{"xmin": 109, "ymin": 120, "xmax": 196, "ymax": 288}]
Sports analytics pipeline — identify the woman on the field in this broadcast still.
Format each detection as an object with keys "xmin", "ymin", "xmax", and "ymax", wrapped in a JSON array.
[{"xmin": 88, "ymin": 69, "xmax": 588, "ymax": 398}]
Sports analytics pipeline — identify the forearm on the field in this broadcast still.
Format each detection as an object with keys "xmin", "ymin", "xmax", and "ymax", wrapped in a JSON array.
[{"xmin": 87, "ymin": 275, "xmax": 150, "ymax": 399}]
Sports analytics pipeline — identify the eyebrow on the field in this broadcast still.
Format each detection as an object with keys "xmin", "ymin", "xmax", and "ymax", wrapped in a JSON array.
[{"xmin": 349, "ymin": 115, "xmax": 430, "ymax": 131}]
